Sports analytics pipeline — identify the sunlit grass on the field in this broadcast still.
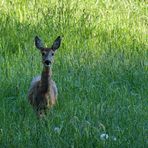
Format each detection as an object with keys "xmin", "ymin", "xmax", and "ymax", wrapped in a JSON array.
[{"xmin": 0, "ymin": 0, "xmax": 147, "ymax": 147}]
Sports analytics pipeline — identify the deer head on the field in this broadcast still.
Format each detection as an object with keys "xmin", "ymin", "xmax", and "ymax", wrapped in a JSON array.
[{"xmin": 35, "ymin": 36, "xmax": 61, "ymax": 67}]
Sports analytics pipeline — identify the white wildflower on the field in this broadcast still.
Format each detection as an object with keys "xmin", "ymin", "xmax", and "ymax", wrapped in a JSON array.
[
  {"xmin": 54, "ymin": 127, "xmax": 60, "ymax": 133},
  {"xmin": 111, "ymin": 136, "xmax": 117, "ymax": 141},
  {"xmin": 100, "ymin": 133, "xmax": 109, "ymax": 140}
]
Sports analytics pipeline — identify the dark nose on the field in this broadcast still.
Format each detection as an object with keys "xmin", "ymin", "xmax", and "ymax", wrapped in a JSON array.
[{"xmin": 45, "ymin": 60, "xmax": 51, "ymax": 65}]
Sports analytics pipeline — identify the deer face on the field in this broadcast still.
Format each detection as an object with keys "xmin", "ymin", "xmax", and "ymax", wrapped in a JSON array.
[
  {"xmin": 35, "ymin": 36, "xmax": 61, "ymax": 67},
  {"xmin": 40, "ymin": 48, "xmax": 55, "ymax": 67}
]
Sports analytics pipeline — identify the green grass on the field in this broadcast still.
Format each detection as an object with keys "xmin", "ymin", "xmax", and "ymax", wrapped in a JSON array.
[{"xmin": 0, "ymin": 0, "xmax": 147, "ymax": 147}]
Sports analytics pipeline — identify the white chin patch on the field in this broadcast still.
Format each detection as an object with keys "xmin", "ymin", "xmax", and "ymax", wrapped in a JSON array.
[{"xmin": 45, "ymin": 64, "xmax": 50, "ymax": 67}]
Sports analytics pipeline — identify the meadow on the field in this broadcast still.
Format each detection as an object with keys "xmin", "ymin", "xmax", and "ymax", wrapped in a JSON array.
[{"xmin": 0, "ymin": 0, "xmax": 147, "ymax": 147}]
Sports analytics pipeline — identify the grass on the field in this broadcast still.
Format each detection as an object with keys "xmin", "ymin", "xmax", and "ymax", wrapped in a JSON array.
[{"xmin": 0, "ymin": 0, "xmax": 147, "ymax": 147}]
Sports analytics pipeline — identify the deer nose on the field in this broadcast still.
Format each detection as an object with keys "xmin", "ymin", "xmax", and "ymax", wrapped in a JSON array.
[{"xmin": 45, "ymin": 60, "xmax": 51, "ymax": 65}]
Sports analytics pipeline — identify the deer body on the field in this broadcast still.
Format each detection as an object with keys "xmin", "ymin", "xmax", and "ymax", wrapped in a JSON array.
[{"xmin": 28, "ymin": 36, "xmax": 61, "ymax": 117}]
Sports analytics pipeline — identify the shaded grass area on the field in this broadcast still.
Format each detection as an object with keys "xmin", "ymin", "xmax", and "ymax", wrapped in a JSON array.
[{"xmin": 0, "ymin": 0, "xmax": 147, "ymax": 147}]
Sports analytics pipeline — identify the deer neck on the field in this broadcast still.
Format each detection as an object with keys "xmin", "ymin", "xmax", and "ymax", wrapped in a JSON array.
[{"xmin": 40, "ymin": 66, "xmax": 52, "ymax": 93}]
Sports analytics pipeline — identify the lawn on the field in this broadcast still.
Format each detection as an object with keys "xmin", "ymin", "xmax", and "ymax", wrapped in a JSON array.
[{"xmin": 0, "ymin": 0, "xmax": 147, "ymax": 147}]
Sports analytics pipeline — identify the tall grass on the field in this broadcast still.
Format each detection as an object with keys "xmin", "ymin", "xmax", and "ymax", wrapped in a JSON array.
[{"xmin": 0, "ymin": 0, "xmax": 147, "ymax": 147}]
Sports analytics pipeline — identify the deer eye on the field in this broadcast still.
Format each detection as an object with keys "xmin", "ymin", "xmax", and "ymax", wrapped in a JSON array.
[
  {"xmin": 42, "ymin": 52, "xmax": 45, "ymax": 56},
  {"xmin": 51, "ymin": 53, "xmax": 54, "ymax": 56}
]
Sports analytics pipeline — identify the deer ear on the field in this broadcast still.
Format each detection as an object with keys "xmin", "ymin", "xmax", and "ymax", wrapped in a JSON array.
[
  {"xmin": 52, "ymin": 36, "xmax": 61, "ymax": 50},
  {"xmin": 35, "ymin": 36, "xmax": 43, "ymax": 50}
]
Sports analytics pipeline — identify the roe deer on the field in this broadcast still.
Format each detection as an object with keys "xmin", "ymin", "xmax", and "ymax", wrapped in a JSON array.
[{"xmin": 28, "ymin": 36, "xmax": 61, "ymax": 118}]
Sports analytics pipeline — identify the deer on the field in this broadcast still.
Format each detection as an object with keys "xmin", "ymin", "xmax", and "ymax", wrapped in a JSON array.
[{"xmin": 28, "ymin": 35, "xmax": 61, "ymax": 118}]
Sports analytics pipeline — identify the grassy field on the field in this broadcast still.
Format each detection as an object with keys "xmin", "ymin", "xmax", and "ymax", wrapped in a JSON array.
[{"xmin": 0, "ymin": 0, "xmax": 147, "ymax": 147}]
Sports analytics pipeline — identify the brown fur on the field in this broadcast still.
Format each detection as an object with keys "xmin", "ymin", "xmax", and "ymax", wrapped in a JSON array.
[
  {"xmin": 28, "ymin": 67, "xmax": 57, "ymax": 117},
  {"xmin": 28, "ymin": 36, "xmax": 61, "ymax": 118}
]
